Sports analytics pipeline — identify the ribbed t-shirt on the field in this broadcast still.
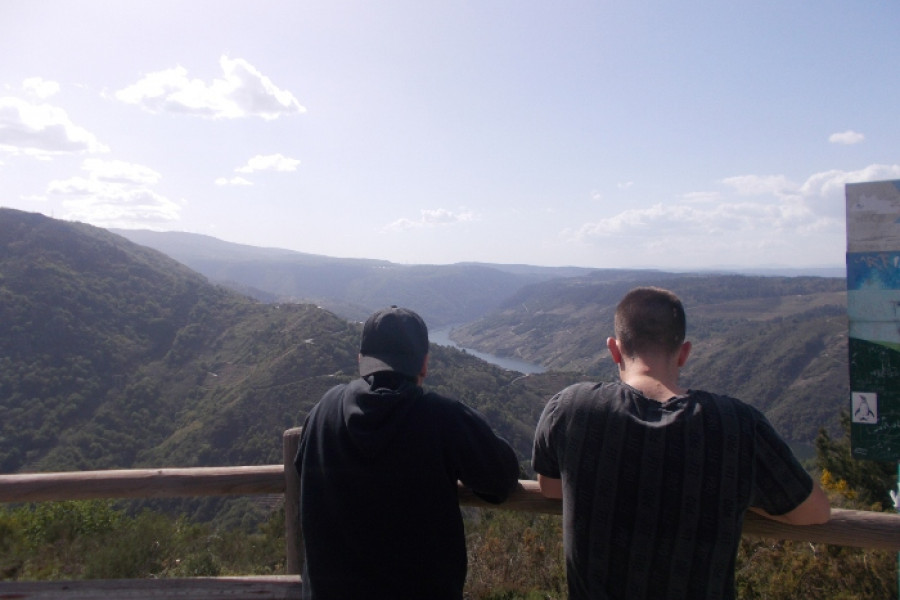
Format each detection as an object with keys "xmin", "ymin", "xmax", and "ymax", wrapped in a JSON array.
[{"xmin": 532, "ymin": 382, "xmax": 813, "ymax": 600}]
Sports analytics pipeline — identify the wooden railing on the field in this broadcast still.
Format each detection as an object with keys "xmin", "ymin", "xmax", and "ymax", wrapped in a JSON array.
[{"xmin": 1, "ymin": 427, "xmax": 899, "ymax": 597}]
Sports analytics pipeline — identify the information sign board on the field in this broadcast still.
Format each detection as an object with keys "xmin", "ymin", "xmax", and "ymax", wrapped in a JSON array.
[{"xmin": 846, "ymin": 180, "xmax": 900, "ymax": 461}]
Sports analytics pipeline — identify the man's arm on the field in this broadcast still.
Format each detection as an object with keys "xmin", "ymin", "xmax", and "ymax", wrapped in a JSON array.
[
  {"xmin": 455, "ymin": 404, "xmax": 520, "ymax": 504},
  {"xmin": 533, "ymin": 391, "xmax": 565, "ymax": 500},
  {"xmin": 749, "ymin": 480, "xmax": 830, "ymax": 525},
  {"xmin": 537, "ymin": 474, "xmax": 563, "ymax": 499}
]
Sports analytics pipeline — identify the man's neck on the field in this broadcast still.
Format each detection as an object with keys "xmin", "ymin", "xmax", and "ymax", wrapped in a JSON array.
[
  {"xmin": 620, "ymin": 373, "xmax": 686, "ymax": 402},
  {"xmin": 609, "ymin": 339, "xmax": 691, "ymax": 402},
  {"xmin": 618, "ymin": 357, "xmax": 686, "ymax": 403}
]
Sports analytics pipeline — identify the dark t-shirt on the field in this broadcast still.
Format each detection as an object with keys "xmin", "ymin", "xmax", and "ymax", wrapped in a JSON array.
[
  {"xmin": 532, "ymin": 382, "xmax": 813, "ymax": 600},
  {"xmin": 296, "ymin": 377, "xmax": 519, "ymax": 600}
]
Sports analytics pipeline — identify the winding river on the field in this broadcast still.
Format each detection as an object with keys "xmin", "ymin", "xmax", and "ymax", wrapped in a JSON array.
[{"xmin": 430, "ymin": 326, "xmax": 546, "ymax": 374}]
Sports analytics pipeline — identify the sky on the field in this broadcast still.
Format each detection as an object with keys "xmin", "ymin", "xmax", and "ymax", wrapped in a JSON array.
[{"xmin": 1, "ymin": 1, "xmax": 898, "ymax": 271}]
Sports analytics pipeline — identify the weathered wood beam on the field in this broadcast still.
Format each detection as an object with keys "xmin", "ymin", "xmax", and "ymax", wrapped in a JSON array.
[
  {"xmin": 0, "ymin": 575, "xmax": 302, "ymax": 599},
  {"xmin": 459, "ymin": 480, "xmax": 900, "ymax": 552},
  {"xmin": 2, "ymin": 467, "xmax": 899, "ymax": 552},
  {"xmin": 0, "ymin": 466, "xmax": 285, "ymax": 502}
]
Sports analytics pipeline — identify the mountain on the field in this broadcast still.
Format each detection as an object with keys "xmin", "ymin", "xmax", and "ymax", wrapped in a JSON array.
[
  {"xmin": 0, "ymin": 209, "xmax": 341, "ymax": 472},
  {"xmin": 109, "ymin": 229, "xmax": 600, "ymax": 326},
  {"xmin": 112, "ymin": 227, "xmax": 849, "ymax": 443},
  {"xmin": 2, "ymin": 207, "xmax": 848, "ymax": 495},
  {"xmin": 1, "ymin": 209, "xmax": 555, "ymax": 479},
  {"xmin": 452, "ymin": 272, "xmax": 848, "ymax": 443}
]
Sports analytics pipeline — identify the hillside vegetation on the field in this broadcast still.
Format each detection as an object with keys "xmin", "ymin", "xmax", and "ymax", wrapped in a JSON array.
[
  {"xmin": 0, "ymin": 209, "xmax": 555, "ymax": 478},
  {"xmin": 114, "ymin": 226, "xmax": 849, "ymax": 443},
  {"xmin": 453, "ymin": 273, "xmax": 848, "ymax": 443},
  {"xmin": 2, "ymin": 208, "xmax": 849, "ymax": 472}
]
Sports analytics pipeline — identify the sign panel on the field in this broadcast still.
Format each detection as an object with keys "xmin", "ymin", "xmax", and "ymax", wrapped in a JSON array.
[{"xmin": 846, "ymin": 180, "xmax": 900, "ymax": 461}]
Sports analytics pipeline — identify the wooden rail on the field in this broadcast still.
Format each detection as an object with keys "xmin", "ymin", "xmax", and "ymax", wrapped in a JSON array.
[
  {"xmin": 1, "ymin": 426, "xmax": 899, "ymax": 598},
  {"xmin": 0, "ymin": 465, "xmax": 286, "ymax": 502},
  {"xmin": 0, "ymin": 576, "xmax": 302, "ymax": 599},
  {"xmin": 3, "ymin": 469, "xmax": 898, "ymax": 552}
]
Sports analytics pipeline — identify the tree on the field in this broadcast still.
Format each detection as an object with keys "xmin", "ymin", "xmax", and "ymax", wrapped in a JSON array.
[{"xmin": 815, "ymin": 412, "xmax": 897, "ymax": 510}]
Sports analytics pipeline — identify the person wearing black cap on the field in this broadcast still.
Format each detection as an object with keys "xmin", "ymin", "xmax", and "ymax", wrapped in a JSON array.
[{"xmin": 294, "ymin": 306, "xmax": 520, "ymax": 600}]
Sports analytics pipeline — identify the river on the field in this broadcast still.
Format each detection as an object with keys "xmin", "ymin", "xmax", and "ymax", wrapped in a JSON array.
[{"xmin": 430, "ymin": 326, "xmax": 546, "ymax": 374}]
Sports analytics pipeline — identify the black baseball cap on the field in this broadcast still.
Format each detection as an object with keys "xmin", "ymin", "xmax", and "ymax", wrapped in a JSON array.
[{"xmin": 359, "ymin": 306, "xmax": 429, "ymax": 378}]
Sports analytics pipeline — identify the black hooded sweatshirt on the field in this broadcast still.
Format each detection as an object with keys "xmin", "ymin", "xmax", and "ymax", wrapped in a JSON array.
[{"xmin": 295, "ymin": 376, "xmax": 520, "ymax": 600}]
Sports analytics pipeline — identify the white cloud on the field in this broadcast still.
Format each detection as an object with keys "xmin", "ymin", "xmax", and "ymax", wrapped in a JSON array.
[
  {"xmin": 563, "ymin": 163, "xmax": 900, "ymax": 267},
  {"xmin": 799, "ymin": 164, "xmax": 900, "ymax": 199},
  {"xmin": 422, "ymin": 208, "xmax": 473, "ymax": 224},
  {"xmin": 0, "ymin": 96, "xmax": 109, "ymax": 157},
  {"xmin": 215, "ymin": 176, "xmax": 253, "ymax": 186},
  {"xmin": 61, "ymin": 188, "xmax": 181, "ymax": 227},
  {"xmin": 829, "ymin": 130, "xmax": 865, "ymax": 145},
  {"xmin": 235, "ymin": 153, "xmax": 301, "ymax": 173},
  {"xmin": 617, "ymin": 181, "xmax": 634, "ymax": 190},
  {"xmin": 82, "ymin": 158, "xmax": 161, "ymax": 185},
  {"xmin": 48, "ymin": 158, "xmax": 181, "ymax": 227},
  {"xmin": 384, "ymin": 208, "xmax": 476, "ymax": 231},
  {"xmin": 22, "ymin": 77, "xmax": 60, "ymax": 100},
  {"xmin": 721, "ymin": 174, "xmax": 795, "ymax": 198},
  {"xmin": 681, "ymin": 191, "xmax": 721, "ymax": 204},
  {"xmin": 569, "ymin": 201, "xmax": 787, "ymax": 240},
  {"xmin": 115, "ymin": 55, "xmax": 306, "ymax": 120}
]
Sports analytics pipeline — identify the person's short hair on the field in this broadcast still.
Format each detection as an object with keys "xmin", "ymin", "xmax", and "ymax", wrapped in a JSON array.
[
  {"xmin": 358, "ymin": 306, "xmax": 429, "ymax": 379},
  {"xmin": 614, "ymin": 287, "xmax": 686, "ymax": 357}
]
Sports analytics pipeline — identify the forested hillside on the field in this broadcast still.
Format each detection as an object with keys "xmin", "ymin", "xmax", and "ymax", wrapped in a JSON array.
[
  {"xmin": 1, "ymin": 207, "xmax": 849, "ymax": 481},
  {"xmin": 110, "ymin": 227, "xmax": 850, "ymax": 443},
  {"xmin": 112, "ymin": 229, "xmax": 596, "ymax": 327},
  {"xmin": 453, "ymin": 273, "xmax": 848, "ymax": 443},
  {"xmin": 0, "ymin": 209, "xmax": 555, "ymax": 478}
]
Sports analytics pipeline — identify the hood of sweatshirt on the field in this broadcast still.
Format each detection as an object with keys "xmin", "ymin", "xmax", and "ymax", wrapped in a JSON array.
[{"xmin": 341, "ymin": 376, "xmax": 423, "ymax": 458}]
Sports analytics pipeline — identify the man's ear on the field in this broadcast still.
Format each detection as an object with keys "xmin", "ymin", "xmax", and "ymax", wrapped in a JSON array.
[
  {"xmin": 677, "ymin": 341, "xmax": 692, "ymax": 368},
  {"xmin": 606, "ymin": 337, "xmax": 623, "ymax": 365},
  {"xmin": 417, "ymin": 353, "xmax": 429, "ymax": 384}
]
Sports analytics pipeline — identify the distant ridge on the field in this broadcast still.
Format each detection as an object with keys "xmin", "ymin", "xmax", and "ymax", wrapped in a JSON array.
[
  {"xmin": 111, "ymin": 228, "xmax": 600, "ymax": 326},
  {"xmin": 113, "ymin": 229, "xmax": 391, "ymax": 265},
  {"xmin": 701, "ymin": 265, "xmax": 846, "ymax": 278}
]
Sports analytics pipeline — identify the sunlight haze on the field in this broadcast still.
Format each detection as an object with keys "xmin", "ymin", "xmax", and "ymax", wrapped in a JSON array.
[{"xmin": 1, "ymin": 1, "xmax": 897, "ymax": 270}]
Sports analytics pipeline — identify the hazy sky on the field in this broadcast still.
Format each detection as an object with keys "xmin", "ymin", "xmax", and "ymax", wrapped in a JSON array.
[{"xmin": 1, "ymin": 1, "xmax": 898, "ymax": 270}]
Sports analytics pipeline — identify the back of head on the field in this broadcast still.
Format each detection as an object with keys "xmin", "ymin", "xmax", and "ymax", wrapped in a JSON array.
[
  {"xmin": 614, "ymin": 287, "xmax": 686, "ymax": 358},
  {"xmin": 358, "ymin": 306, "xmax": 429, "ymax": 380}
]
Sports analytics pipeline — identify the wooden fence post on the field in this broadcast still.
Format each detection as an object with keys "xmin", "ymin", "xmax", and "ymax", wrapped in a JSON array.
[{"xmin": 283, "ymin": 427, "xmax": 303, "ymax": 575}]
